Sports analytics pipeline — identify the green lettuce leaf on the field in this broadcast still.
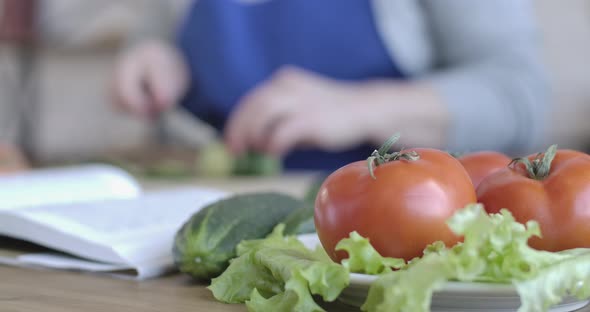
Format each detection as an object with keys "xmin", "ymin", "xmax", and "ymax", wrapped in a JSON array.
[
  {"xmin": 515, "ymin": 251, "xmax": 590, "ymax": 312},
  {"xmin": 362, "ymin": 252, "xmax": 451, "ymax": 312},
  {"xmin": 336, "ymin": 231, "xmax": 405, "ymax": 275},
  {"xmin": 445, "ymin": 203, "xmax": 568, "ymax": 282},
  {"xmin": 208, "ymin": 224, "xmax": 349, "ymax": 312}
]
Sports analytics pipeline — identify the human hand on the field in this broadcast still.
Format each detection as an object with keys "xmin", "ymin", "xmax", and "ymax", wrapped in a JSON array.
[
  {"xmin": 225, "ymin": 66, "xmax": 450, "ymax": 157},
  {"xmin": 112, "ymin": 40, "xmax": 189, "ymax": 118},
  {"xmin": 224, "ymin": 66, "xmax": 378, "ymax": 156}
]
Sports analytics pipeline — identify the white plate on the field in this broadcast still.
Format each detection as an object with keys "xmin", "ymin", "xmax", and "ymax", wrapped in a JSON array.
[
  {"xmin": 343, "ymin": 273, "xmax": 588, "ymax": 312},
  {"xmin": 297, "ymin": 234, "xmax": 589, "ymax": 312}
]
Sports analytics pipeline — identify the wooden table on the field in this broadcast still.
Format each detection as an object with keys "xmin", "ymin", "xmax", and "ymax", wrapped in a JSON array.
[
  {"xmin": 3, "ymin": 265, "xmax": 590, "ymax": 312},
  {"xmin": 0, "ymin": 265, "xmax": 360, "ymax": 312},
  {"xmin": 0, "ymin": 266, "xmax": 243, "ymax": 312}
]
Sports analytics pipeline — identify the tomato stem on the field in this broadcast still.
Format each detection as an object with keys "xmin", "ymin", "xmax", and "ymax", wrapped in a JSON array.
[
  {"xmin": 449, "ymin": 152, "xmax": 465, "ymax": 159},
  {"xmin": 367, "ymin": 133, "xmax": 420, "ymax": 179},
  {"xmin": 510, "ymin": 144, "xmax": 557, "ymax": 180}
]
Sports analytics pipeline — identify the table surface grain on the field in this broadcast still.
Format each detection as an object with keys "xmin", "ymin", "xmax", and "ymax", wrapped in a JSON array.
[{"xmin": 0, "ymin": 265, "xmax": 363, "ymax": 312}]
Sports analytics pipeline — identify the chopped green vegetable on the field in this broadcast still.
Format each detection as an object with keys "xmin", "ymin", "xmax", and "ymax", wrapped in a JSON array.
[
  {"xmin": 233, "ymin": 151, "xmax": 282, "ymax": 176},
  {"xmin": 197, "ymin": 142, "xmax": 282, "ymax": 177},
  {"xmin": 196, "ymin": 141, "xmax": 235, "ymax": 177},
  {"xmin": 209, "ymin": 225, "xmax": 349, "ymax": 312}
]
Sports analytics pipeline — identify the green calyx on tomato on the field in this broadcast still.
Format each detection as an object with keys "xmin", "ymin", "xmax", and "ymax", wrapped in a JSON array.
[
  {"xmin": 366, "ymin": 133, "xmax": 419, "ymax": 179},
  {"xmin": 509, "ymin": 144, "xmax": 557, "ymax": 180}
]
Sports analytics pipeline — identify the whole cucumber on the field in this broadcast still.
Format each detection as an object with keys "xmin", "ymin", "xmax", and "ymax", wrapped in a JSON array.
[{"xmin": 172, "ymin": 192, "xmax": 305, "ymax": 280}]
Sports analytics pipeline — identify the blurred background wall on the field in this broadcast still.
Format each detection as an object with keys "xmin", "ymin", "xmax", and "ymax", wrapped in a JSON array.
[
  {"xmin": 0, "ymin": 0, "xmax": 193, "ymax": 164},
  {"xmin": 535, "ymin": 0, "xmax": 590, "ymax": 150},
  {"xmin": 0, "ymin": 0, "xmax": 589, "ymax": 164}
]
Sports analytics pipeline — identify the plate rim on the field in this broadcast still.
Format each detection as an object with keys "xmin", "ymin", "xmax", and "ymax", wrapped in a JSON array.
[
  {"xmin": 299, "ymin": 234, "xmax": 589, "ymax": 310},
  {"xmin": 298, "ymin": 234, "xmax": 520, "ymax": 295},
  {"xmin": 349, "ymin": 272, "xmax": 518, "ymax": 295}
]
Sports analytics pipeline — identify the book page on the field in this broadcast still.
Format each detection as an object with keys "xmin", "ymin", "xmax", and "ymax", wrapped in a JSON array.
[
  {"xmin": 2, "ymin": 187, "xmax": 227, "ymax": 277},
  {"xmin": 0, "ymin": 164, "xmax": 141, "ymax": 211},
  {"xmin": 16, "ymin": 253, "xmax": 132, "ymax": 272},
  {"xmin": 0, "ymin": 236, "xmax": 134, "ymax": 277}
]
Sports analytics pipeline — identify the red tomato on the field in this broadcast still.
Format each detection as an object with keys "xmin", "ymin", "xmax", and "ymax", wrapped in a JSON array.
[
  {"xmin": 477, "ymin": 146, "xmax": 590, "ymax": 251},
  {"xmin": 458, "ymin": 151, "xmax": 511, "ymax": 189},
  {"xmin": 314, "ymin": 148, "xmax": 477, "ymax": 262}
]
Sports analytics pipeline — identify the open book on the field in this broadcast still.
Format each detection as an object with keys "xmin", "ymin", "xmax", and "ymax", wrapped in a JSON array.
[{"xmin": 0, "ymin": 164, "xmax": 227, "ymax": 280}]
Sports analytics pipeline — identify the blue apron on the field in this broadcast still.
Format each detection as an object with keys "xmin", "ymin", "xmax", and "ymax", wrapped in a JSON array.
[{"xmin": 178, "ymin": 0, "xmax": 405, "ymax": 171}]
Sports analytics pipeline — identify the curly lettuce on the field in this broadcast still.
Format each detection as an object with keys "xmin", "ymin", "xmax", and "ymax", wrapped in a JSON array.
[
  {"xmin": 208, "ymin": 224, "xmax": 348, "ymax": 312},
  {"xmin": 336, "ymin": 231, "xmax": 405, "ymax": 275}
]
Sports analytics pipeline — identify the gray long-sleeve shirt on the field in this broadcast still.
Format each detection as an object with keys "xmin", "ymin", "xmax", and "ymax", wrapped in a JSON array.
[{"xmin": 372, "ymin": 0, "xmax": 548, "ymax": 155}]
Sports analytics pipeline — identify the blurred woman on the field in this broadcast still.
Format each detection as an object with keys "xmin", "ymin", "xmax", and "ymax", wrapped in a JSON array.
[{"xmin": 114, "ymin": 0, "xmax": 547, "ymax": 171}]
